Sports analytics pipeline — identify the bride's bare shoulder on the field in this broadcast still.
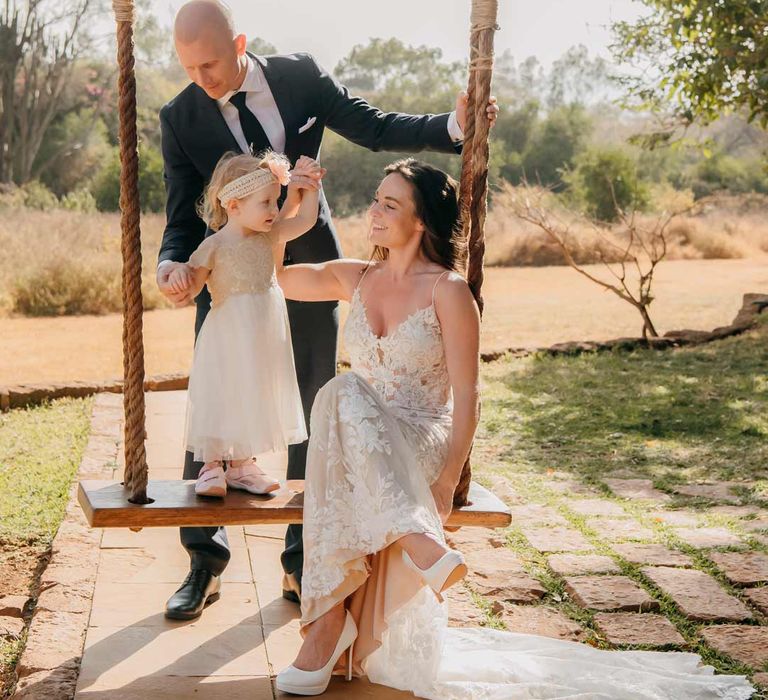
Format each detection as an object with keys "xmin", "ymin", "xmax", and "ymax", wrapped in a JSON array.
[
  {"xmin": 433, "ymin": 270, "xmax": 479, "ymax": 320},
  {"xmin": 323, "ymin": 259, "xmax": 371, "ymax": 298}
]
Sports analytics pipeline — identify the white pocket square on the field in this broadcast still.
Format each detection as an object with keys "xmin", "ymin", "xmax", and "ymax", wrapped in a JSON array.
[{"xmin": 298, "ymin": 116, "xmax": 317, "ymax": 134}]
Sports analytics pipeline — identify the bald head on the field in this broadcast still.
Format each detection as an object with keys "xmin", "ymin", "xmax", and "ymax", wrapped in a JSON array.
[
  {"xmin": 174, "ymin": 0, "xmax": 236, "ymax": 44},
  {"xmin": 174, "ymin": 0, "xmax": 247, "ymax": 100}
]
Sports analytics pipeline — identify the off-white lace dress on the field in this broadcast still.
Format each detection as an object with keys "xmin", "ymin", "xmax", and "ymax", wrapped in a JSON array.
[
  {"xmin": 299, "ymin": 267, "xmax": 754, "ymax": 700},
  {"xmin": 184, "ymin": 230, "xmax": 307, "ymax": 463}
]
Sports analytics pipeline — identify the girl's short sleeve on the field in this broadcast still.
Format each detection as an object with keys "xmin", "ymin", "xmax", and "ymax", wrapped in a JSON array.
[{"xmin": 188, "ymin": 236, "xmax": 216, "ymax": 270}]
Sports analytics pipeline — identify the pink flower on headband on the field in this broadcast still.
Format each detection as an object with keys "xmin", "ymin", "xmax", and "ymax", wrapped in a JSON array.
[{"xmin": 268, "ymin": 159, "xmax": 291, "ymax": 186}]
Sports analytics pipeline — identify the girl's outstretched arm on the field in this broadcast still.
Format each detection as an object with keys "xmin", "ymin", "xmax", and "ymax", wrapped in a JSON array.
[{"xmin": 269, "ymin": 156, "xmax": 326, "ymax": 243}]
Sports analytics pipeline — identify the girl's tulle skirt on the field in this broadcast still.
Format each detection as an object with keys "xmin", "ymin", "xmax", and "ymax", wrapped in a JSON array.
[{"xmin": 184, "ymin": 288, "xmax": 308, "ymax": 463}]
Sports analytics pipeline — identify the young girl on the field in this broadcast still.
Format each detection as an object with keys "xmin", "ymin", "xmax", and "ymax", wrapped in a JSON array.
[{"xmin": 167, "ymin": 151, "xmax": 324, "ymax": 498}]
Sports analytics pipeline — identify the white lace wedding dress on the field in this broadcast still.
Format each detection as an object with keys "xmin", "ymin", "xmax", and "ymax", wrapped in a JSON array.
[{"xmin": 299, "ymin": 270, "xmax": 755, "ymax": 700}]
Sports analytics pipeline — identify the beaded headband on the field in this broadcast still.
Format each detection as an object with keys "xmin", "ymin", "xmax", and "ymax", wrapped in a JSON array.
[{"xmin": 217, "ymin": 160, "xmax": 291, "ymax": 206}]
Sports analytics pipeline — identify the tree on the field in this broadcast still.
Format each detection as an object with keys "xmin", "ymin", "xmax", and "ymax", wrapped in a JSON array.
[
  {"xmin": 92, "ymin": 144, "xmax": 165, "ymax": 213},
  {"xmin": 612, "ymin": 1, "xmax": 768, "ymax": 130},
  {"xmin": 507, "ymin": 182, "xmax": 686, "ymax": 339},
  {"xmin": 0, "ymin": 0, "xmax": 96, "ymax": 184},
  {"xmin": 522, "ymin": 104, "xmax": 592, "ymax": 190},
  {"xmin": 547, "ymin": 45, "xmax": 613, "ymax": 109},
  {"xmin": 567, "ymin": 148, "xmax": 649, "ymax": 223},
  {"xmin": 247, "ymin": 37, "xmax": 278, "ymax": 56},
  {"xmin": 333, "ymin": 38, "xmax": 463, "ymax": 114}
]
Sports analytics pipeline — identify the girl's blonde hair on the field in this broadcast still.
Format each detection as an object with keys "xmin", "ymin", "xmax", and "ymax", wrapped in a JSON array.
[{"xmin": 198, "ymin": 150, "xmax": 290, "ymax": 231}]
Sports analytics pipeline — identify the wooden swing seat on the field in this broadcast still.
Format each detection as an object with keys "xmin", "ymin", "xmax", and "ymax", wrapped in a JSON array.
[{"xmin": 78, "ymin": 479, "xmax": 511, "ymax": 529}]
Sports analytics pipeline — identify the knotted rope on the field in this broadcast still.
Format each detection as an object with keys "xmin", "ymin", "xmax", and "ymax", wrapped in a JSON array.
[
  {"xmin": 454, "ymin": 0, "xmax": 498, "ymax": 507},
  {"xmin": 114, "ymin": 0, "xmax": 150, "ymax": 504}
]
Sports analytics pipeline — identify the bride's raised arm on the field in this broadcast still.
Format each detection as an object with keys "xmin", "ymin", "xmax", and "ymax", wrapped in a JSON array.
[{"xmin": 273, "ymin": 241, "xmax": 368, "ymax": 303}]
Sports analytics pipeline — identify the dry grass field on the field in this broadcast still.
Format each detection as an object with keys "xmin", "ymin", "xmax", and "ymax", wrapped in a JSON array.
[
  {"xmin": 1, "ymin": 258, "xmax": 765, "ymax": 386},
  {"xmin": 1, "ymin": 192, "xmax": 766, "ymax": 318},
  {"xmin": 0, "ymin": 196, "xmax": 766, "ymax": 385}
]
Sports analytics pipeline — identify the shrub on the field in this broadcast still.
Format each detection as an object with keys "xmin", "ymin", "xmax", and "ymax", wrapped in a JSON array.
[
  {"xmin": 21, "ymin": 181, "xmax": 59, "ymax": 211},
  {"xmin": 92, "ymin": 144, "xmax": 167, "ymax": 213},
  {"xmin": 60, "ymin": 189, "xmax": 97, "ymax": 213},
  {"xmin": 567, "ymin": 148, "xmax": 649, "ymax": 222},
  {"xmin": 12, "ymin": 258, "xmax": 122, "ymax": 316}
]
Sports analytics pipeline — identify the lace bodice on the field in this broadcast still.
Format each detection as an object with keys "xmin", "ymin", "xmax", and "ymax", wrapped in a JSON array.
[
  {"xmin": 343, "ymin": 279, "xmax": 452, "ymax": 415},
  {"xmin": 188, "ymin": 230, "xmax": 277, "ymax": 306}
]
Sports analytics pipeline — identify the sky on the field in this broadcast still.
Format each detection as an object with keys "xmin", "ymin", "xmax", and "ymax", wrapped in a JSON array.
[{"xmin": 146, "ymin": 0, "xmax": 646, "ymax": 72}]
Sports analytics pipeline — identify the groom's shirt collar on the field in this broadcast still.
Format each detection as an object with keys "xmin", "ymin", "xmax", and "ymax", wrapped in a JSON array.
[{"xmin": 217, "ymin": 55, "xmax": 265, "ymax": 108}]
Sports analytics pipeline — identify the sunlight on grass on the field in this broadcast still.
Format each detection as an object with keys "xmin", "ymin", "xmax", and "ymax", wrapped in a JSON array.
[
  {"xmin": 0, "ymin": 397, "xmax": 92, "ymax": 544},
  {"xmin": 478, "ymin": 316, "xmax": 768, "ymax": 490}
]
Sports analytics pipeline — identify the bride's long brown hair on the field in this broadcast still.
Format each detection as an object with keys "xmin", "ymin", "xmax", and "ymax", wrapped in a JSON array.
[{"xmin": 370, "ymin": 159, "xmax": 467, "ymax": 273}]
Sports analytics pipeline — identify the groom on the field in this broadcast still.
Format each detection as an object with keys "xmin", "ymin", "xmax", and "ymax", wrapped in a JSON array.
[{"xmin": 157, "ymin": 0, "xmax": 498, "ymax": 620}]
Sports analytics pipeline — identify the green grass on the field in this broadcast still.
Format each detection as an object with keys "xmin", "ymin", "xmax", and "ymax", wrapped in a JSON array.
[
  {"xmin": 471, "ymin": 317, "xmax": 768, "ymax": 692},
  {"xmin": 0, "ymin": 397, "xmax": 92, "ymax": 544},
  {"xmin": 0, "ymin": 397, "xmax": 92, "ymax": 698},
  {"xmin": 477, "ymin": 315, "xmax": 768, "ymax": 494}
]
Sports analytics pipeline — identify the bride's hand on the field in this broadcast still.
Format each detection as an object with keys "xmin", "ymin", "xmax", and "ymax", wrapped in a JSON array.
[{"xmin": 430, "ymin": 479, "xmax": 455, "ymax": 524}]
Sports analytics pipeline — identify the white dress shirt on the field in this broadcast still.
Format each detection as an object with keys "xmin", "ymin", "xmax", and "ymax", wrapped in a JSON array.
[
  {"xmin": 159, "ymin": 54, "xmax": 463, "ymax": 271},
  {"xmin": 217, "ymin": 55, "xmax": 287, "ymax": 154}
]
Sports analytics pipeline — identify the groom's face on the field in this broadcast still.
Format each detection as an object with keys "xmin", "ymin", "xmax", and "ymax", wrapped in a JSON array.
[{"xmin": 175, "ymin": 28, "xmax": 246, "ymax": 100}]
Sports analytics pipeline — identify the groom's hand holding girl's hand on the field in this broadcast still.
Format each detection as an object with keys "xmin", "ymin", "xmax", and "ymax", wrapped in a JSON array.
[{"xmin": 157, "ymin": 262, "xmax": 195, "ymax": 307}]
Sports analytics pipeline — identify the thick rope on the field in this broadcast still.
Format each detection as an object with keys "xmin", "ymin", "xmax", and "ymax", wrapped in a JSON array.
[
  {"xmin": 114, "ymin": 0, "xmax": 150, "ymax": 504},
  {"xmin": 454, "ymin": 0, "xmax": 498, "ymax": 507}
]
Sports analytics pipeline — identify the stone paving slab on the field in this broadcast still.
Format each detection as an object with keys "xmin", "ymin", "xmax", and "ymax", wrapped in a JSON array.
[
  {"xmin": 520, "ymin": 526, "xmax": 593, "ymax": 553},
  {"xmin": 547, "ymin": 554, "xmax": 620, "ymax": 576},
  {"xmin": 586, "ymin": 518, "xmax": 654, "ymax": 541},
  {"xmin": 700, "ymin": 625, "xmax": 768, "ymax": 668},
  {"xmin": 648, "ymin": 511, "xmax": 700, "ymax": 527},
  {"xmin": 604, "ymin": 479, "xmax": 671, "ymax": 502},
  {"xmin": 641, "ymin": 567, "xmax": 752, "ymax": 622},
  {"xmin": 673, "ymin": 482, "xmax": 744, "ymax": 503},
  {"xmin": 593, "ymin": 612, "xmax": 685, "ymax": 647},
  {"xmin": 508, "ymin": 503, "xmax": 569, "ymax": 525},
  {"xmin": 744, "ymin": 587, "xmax": 768, "ymax": 615},
  {"xmin": 563, "ymin": 499, "xmax": 627, "ymax": 517},
  {"xmin": 77, "ymin": 676, "xmax": 274, "ymax": 699},
  {"xmin": 708, "ymin": 551, "xmax": 768, "ymax": 586},
  {"xmin": 611, "ymin": 543, "xmax": 693, "ymax": 567},
  {"xmin": 499, "ymin": 604, "xmax": 585, "ymax": 641},
  {"xmin": 673, "ymin": 527, "xmax": 743, "ymax": 549},
  {"xmin": 564, "ymin": 576, "xmax": 659, "ymax": 612}
]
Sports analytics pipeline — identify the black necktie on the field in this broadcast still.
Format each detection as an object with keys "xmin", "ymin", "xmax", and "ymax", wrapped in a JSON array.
[{"xmin": 229, "ymin": 91, "xmax": 271, "ymax": 154}]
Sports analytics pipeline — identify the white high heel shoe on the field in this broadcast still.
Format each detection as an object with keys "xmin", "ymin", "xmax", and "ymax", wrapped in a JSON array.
[
  {"xmin": 402, "ymin": 543, "xmax": 468, "ymax": 596},
  {"xmin": 275, "ymin": 610, "xmax": 357, "ymax": 696}
]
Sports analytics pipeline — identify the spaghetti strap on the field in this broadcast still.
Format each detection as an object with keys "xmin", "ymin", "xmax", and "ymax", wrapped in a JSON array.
[
  {"xmin": 356, "ymin": 262, "xmax": 374, "ymax": 293},
  {"xmin": 431, "ymin": 270, "xmax": 451, "ymax": 305}
]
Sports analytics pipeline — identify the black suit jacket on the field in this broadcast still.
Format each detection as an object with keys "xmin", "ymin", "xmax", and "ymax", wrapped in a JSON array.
[{"xmin": 158, "ymin": 52, "xmax": 461, "ymax": 269}]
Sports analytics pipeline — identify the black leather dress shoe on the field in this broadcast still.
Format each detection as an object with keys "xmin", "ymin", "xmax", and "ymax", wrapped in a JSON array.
[
  {"xmin": 165, "ymin": 569, "xmax": 221, "ymax": 620},
  {"xmin": 282, "ymin": 571, "xmax": 301, "ymax": 604}
]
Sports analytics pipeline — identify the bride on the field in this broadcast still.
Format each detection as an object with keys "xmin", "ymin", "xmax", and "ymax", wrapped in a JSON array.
[{"xmin": 273, "ymin": 158, "xmax": 754, "ymax": 699}]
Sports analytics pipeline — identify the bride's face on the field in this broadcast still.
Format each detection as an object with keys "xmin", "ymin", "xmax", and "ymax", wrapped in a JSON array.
[{"xmin": 367, "ymin": 173, "xmax": 424, "ymax": 250}]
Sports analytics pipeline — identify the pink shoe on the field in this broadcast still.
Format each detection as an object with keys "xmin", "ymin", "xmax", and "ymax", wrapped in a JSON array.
[
  {"xmin": 195, "ymin": 462, "xmax": 226, "ymax": 498},
  {"xmin": 226, "ymin": 459, "xmax": 280, "ymax": 495}
]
